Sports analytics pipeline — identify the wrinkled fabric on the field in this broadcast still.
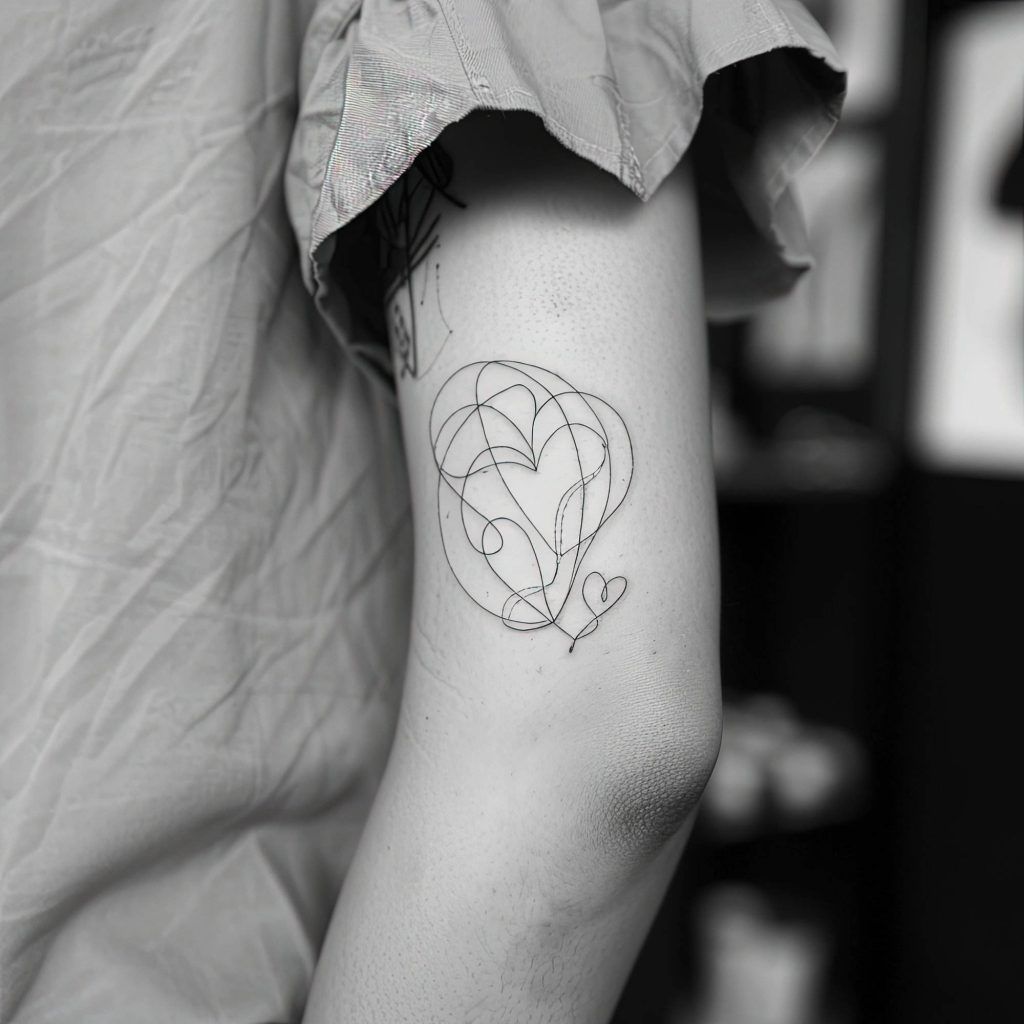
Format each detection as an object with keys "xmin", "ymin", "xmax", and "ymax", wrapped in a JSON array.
[
  {"xmin": 0, "ymin": 3, "xmax": 411, "ymax": 1021},
  {"xmin": 0, "ymin": 1, "xmax": 840, "ymax": 1021},
  {"xmin": 288, "ymin": 0, "xmax": 845, "ymax": 384}
]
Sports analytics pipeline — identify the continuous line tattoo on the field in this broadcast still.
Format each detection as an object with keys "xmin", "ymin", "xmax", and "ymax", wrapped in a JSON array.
[
  {"xmin": 430, "ymin": 361, "xmax": 634, "ymax": 652},
  {"xmin": 378, "ymin": 145, "xmax": 465, "ymax": 380}
]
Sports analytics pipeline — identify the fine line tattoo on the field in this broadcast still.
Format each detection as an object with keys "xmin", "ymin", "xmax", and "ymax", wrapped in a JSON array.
[
  {"xmin": 430, "ymin": 361, "xmax": 634, "ymax": 652},
  {"xmin": 378, "ymin": 145, "xmax": 465, "ymax": 380}
]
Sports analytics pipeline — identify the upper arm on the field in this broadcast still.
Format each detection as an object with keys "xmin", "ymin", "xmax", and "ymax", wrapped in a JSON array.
[{"xmin": 379, "ymin": 111, "xmax": 721, "ymax": 841}]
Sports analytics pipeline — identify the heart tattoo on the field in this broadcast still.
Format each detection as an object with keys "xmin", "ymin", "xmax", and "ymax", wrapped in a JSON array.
[{"xmin": 430, "ymin": 360, "xmax": 633, "ymax": 652}]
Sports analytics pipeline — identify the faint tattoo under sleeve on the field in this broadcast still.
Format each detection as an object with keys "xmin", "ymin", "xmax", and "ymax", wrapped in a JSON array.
[
  {"xmin": 377, "ymin": 145, "xmax": 465, "ymax": 380},
  {"xmin": 431, "ymin": 361, "xmax": 634, "ymax": 653}
]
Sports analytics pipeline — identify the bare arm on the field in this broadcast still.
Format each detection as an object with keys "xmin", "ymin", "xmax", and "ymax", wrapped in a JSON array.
[{"xmin": 303, "ymin": 112, "xmax": 721, "ymax": 1023}]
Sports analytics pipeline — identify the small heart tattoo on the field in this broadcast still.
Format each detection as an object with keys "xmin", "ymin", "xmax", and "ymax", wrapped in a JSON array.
[
  {"xmin": 582, "ymin": 572, "xmax": 628, "ymax": 617},
  {"xmin": 569, "ymin": 572, "xmax": 628, "ymax": 651}
]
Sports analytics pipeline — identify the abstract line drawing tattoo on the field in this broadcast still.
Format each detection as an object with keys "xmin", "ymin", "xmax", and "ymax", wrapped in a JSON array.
[
  {"xmin": 430, "ymin": 361, "xmax": 634, "ymax": 652},
  {"xmin": 378, "ymin": 145, "xmax": 465, "ymax": 380}
]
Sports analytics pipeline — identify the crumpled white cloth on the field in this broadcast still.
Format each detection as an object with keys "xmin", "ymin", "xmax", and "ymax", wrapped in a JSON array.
[{"xmin": 0, "ymin": 3, "xmax": 410, "ymax": 1020}]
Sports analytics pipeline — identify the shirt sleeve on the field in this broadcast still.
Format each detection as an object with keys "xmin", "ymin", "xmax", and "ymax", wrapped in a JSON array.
[{"xmin": 285, "ymin": 0, "xmax": 846, "ymax": 385}]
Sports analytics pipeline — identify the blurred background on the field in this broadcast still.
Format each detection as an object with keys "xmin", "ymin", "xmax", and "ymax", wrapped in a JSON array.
[{"xmin": 614, "ymin": 0, "xmax": 1023, "ymax": 1021}]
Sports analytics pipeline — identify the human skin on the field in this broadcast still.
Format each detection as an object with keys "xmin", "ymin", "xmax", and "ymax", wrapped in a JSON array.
[{"xmin": 302, "ymin": 111, "xmax": 722, "ymax": 1023}]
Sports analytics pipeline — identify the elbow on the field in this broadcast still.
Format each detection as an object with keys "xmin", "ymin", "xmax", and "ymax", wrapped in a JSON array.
[{"xmin": 578, "ymin": 682, "xmax": 723, "ymax": 860}]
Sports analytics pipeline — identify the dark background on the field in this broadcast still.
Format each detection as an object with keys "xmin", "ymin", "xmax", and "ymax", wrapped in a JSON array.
[{"xmin": 615, "ymin": 1, "xmax": 1023, "ymax": 1020}]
